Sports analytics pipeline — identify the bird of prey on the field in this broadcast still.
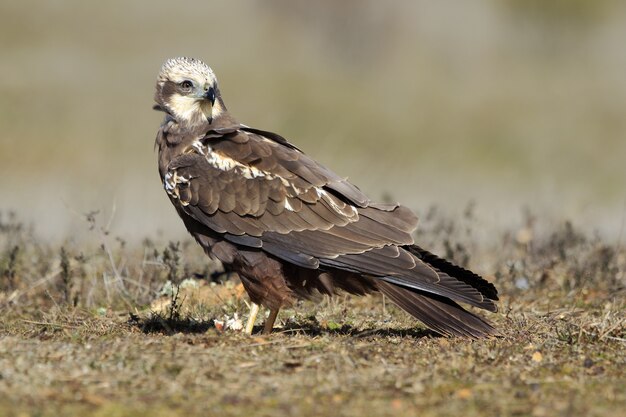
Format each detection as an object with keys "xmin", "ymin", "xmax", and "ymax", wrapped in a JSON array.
[{"xmin": 153, "ymin": 57, "xmax": 499, "ymax": 337}]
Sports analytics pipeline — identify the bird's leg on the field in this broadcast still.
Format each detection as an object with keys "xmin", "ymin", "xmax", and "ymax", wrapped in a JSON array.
[
  {"xmin": 245, "ymin": 302, "xmax": 260, "ymax": 335},
  {"xmin": 263, "ymin": 307, "xmax": 280, "ymax": 334}
]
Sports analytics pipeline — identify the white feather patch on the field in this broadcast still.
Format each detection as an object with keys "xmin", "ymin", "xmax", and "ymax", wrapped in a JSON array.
[
  {"xmin": 163, "ymin": 170, "xmax": 190, "ymax": 205},
  {"xmin": 191, "ymin": 140, "xmax": 281, "ymax": 181},
  {"xmin": 315, "ymin": 187, "xmax": 358, "ymax": 216}
]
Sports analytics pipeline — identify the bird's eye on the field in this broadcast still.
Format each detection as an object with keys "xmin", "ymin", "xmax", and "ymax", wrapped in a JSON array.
[{"xmin": 180, "ymin": 80, "xmax": 193, "ymax": 90}]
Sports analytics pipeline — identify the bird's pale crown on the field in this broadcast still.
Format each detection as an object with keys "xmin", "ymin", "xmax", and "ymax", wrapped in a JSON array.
[{"xmin": 157, "ymin": 57, "xmax": 217, "ymax": 86}]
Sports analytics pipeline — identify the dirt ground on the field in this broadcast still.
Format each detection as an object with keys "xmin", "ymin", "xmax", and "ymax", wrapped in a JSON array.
[{"xmin": 0, "ymin": 210, "xmax": 624, "ymax": 417}]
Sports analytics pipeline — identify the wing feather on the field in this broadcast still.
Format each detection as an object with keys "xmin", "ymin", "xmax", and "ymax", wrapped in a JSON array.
[{"xmin": 163, "ymin": 126, "xmax": 497, "ymax": 311}]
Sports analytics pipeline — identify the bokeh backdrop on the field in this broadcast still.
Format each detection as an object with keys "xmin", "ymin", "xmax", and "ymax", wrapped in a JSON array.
[{"xmin": 1, "ymin": 0, "xmax": 625, "ymax": 241}]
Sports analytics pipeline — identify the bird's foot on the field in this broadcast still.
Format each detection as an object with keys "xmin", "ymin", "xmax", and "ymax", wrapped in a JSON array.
[
  {"xmin": 244, "ymin": 302, "xmax": 260, "ymax": 335},
  {"xmin": 263, "ymin": 308, "xmax": 280, "ymax": 335}
]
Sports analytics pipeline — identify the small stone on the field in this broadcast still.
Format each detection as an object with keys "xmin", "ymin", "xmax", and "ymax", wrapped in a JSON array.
[
  {"xmin": 531, "ymin": 351, "xmax": 543, "ymax": 363},
  {"xmin": 515, "ymin": 277, "xmax": 530, "ymax": 290},
  {"xmin": 516, "ymin": 228, "xmax": 534, "ymax": 245},
  {"xmin": 391, "ymin": 399, "xmax": 403, "ymax": 410},
  {"xmin": 456, "ymin": 388, "xmax": 472, "ymax": 399}
]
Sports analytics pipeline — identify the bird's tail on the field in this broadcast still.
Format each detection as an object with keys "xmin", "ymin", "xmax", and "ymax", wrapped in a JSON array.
[
  {"xmin": 377, "ymin": 245, "xmax": 499, "ymax": 338},
  {"xmin": 406, "ymin": 245, "xmax": 499, "ymax": 302},
  {"xmin": 377, "ymin": 281, "xmax": 498, "ymax": 338}
]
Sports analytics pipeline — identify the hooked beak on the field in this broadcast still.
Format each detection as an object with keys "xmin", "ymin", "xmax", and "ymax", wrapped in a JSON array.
[
  {"xmin": 196, "ymin": 86, "xmax": 216, "ymax": 124},
  {"xmin": 204, "ymin": 86, "xmax": 216, "ymax": 105}
]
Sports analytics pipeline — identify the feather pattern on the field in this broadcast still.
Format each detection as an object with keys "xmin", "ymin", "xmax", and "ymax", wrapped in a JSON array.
[{"xmin": 154, "ymin": 57, "xmax": 499, "ymax": 337}]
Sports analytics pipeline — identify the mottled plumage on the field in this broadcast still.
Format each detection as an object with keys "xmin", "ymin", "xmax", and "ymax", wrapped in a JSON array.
[{"xmin": 154, "ymin": 57, "xmax": 499, "ymax": 337}]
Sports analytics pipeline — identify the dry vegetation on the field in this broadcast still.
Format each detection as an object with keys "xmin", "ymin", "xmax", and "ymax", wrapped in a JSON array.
[
  {"xmin": 2, "ymin": 2, "xmax": 625, "ymax": 416},
  {"xmin": 0, "ymin": 208, "xmax": 624, "ymax": 417}
]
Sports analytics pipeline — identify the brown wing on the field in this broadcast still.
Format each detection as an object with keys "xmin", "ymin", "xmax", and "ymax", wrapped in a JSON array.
[{"xmin": 163, "ymin": 127, "xmax": 495, "ymax": 311}]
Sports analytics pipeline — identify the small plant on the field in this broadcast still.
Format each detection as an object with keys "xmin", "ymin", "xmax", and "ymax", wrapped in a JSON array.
[
  {"xmin": 1, "ymin": 245, "xmax": 20, "ymax": 291},
  {"xmin": 162, "ymin": 241, "xmax": 182, "ymax": 285},
  {"xmin": 443, "ymin": 239, "xmax": 471, "ymax": 268},
  {"xmin": 168, "ymin": 284, "xmax": 182, "ymax": 321},
  {"xmin": 159, "ymin": 241, "xmax": 185, "ymax": 319},
  {"xmin": 59, "ymin": 247, "xmax": 72, "ymax": 305}
]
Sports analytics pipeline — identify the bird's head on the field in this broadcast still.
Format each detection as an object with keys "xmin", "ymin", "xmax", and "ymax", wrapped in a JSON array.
[{"xmin": 154, "ymin": 57, "xmax": 224, "ymax": 128}]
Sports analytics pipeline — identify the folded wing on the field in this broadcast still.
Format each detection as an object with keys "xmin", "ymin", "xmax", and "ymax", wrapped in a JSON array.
[{"xmin": 163, "ymin": 126, "xmax": 498, "ymax": 333}]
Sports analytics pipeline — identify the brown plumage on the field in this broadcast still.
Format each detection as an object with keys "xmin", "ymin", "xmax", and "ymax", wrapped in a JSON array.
[{"xmin": 154, "ymin": 57, "xmax": 499, "ymax": 337}]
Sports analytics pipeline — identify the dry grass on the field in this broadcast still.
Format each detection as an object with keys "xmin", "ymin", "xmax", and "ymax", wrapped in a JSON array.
[
  {"xmin": 2, "ymin": 3, "xmax": 625, "ymax": 415},
  {"xmin": 0, "ymin": 209, "xmax": 624, "ymax": 417}
]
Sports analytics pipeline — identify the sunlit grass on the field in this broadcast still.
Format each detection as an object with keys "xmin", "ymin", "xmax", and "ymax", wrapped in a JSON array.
[{"xmin": 0, "ymin": 208, "xmax": 624, "ymax": 417}]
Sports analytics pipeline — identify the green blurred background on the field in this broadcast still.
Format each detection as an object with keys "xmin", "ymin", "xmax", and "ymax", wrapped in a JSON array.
[{"xmin": 1, "ymin": 0, "xmax": 625, "ymax": 241}]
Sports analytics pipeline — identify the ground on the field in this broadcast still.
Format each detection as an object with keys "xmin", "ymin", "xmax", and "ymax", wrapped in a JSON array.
[{"xmin": 0, "ymin": 209, "xmax": 624, "ymax": 417}]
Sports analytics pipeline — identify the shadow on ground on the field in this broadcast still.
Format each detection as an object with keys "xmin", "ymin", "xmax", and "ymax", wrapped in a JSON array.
[
  {"xmin": 279, "ymin": 317, "xmax": 437, "ymax": 339},
  {"xmin": 129, "ymin": 313, "xmax": 215, "ymax": 335},
  {"xmin": 130, "ymin": 312, "xmax": 436, "ymax": 339}
]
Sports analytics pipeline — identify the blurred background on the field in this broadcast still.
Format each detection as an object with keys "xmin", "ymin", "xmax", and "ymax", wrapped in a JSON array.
[{"xmin": 1, "ymin": 0, "xmax": 625, "ymax": 242}]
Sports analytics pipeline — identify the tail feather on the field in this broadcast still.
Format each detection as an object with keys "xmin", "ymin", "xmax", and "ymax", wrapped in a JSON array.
[
  {"xmin": 377, "ymin": 281, "xmax": 498, "ymax": 338},
  {"xmin": 407, "ymin": 245, "xmax": 499, "ymax": 302}
]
